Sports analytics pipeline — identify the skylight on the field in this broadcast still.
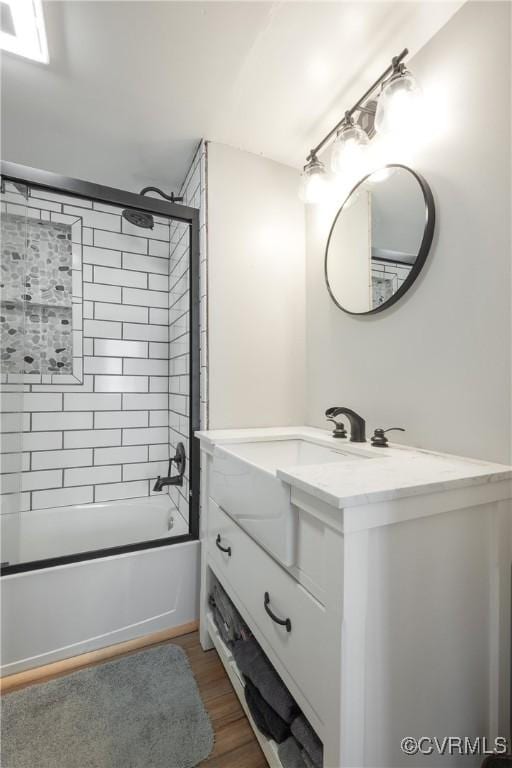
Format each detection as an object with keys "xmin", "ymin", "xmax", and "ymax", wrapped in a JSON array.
[{"xmin": 0, "ymin": 0, "xmax": 48, "ymax": 63}]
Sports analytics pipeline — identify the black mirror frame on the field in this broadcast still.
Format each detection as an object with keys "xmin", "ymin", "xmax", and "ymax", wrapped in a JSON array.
[{"xmin": 324, "ymin": 164, "xmax": 435, "ymax": 316}]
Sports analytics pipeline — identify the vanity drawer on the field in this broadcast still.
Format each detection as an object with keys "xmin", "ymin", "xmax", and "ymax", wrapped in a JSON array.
[{"xmin": 207, "ymin": 497, "xmax": 327, "ymax": 725}]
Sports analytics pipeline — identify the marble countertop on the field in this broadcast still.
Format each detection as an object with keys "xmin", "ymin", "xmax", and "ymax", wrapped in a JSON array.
[{"xmin": 196, "ymin": 426, "xmax": 512, "ymax": 508}]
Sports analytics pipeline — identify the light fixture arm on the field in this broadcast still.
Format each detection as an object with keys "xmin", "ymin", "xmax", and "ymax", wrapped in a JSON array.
[{"xmin": 306, "ymin": 47, "xmax": 409, "ymax": 163}]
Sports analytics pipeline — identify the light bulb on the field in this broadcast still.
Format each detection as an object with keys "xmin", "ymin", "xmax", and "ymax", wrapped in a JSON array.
[
  {"xmin": 375, "ymin": 68, "xmax": 423, "ymax": 136},
  {"xmin": 299, "ymin": 156, "xmax": 328, "ymax": 204},
  {"xmin": 331, "ymin": 123, "xmax": 369, "ymax": 175}
]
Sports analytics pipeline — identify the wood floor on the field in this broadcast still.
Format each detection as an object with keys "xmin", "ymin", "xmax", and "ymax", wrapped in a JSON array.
[{"xmin": 2, "ymin": 631, "xmax": 267, "ymax": 768}]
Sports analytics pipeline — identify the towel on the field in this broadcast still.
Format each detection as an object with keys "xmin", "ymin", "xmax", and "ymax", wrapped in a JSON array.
[
  {"xmin": 278, "ymin": 737, "xmax": 308, "ymax": 768},
  {"xmin": 291, "ymin": 715, "xmax": 323, "ymax": 767},
  {"xmin": 244, "ymin": 677, "xmax": 290, "ymax": 744},
  {"xmin": 209, "ymin": 581, "xmax": 251, "ymax": 645},
  {"xmin": 233, "ymin": 638, "xmax": 299, "ymax": 723},
  {"xmin": 302, "ymin": 747, "xmax": 320, "ymax": 768}
]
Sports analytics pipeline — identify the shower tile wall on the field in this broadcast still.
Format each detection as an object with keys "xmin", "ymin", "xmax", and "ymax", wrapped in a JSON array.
[
  {"xmin": 168, "ymin": 141, "xmax": 208, "ymax": 525},
  {"xmin": 0, "ymin": 189, "xmax": 178, "ymax": 513}
]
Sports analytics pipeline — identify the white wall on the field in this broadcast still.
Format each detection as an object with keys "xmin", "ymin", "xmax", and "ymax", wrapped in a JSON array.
[
  {"xmin": 305, "ymin": 1, "xmax": 511, "ymax": 464},
  {"xmin": 206, "ymin": 142, "xmax": 305, "ymax": 429}
]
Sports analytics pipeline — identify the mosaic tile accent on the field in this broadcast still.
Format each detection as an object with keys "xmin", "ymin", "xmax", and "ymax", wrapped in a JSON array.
[{"xmin": 1, "ymin": 214, "xmax": 73, "ymax": 375}]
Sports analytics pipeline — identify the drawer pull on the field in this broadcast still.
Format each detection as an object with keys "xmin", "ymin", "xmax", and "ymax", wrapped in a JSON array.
[
  {"xmin": 216, "ymin": 534, "xmax": 231, "ymax": 557},
  {"xmin": 264, "ymin": 591, "xmax": 292, "ymax": 633}
]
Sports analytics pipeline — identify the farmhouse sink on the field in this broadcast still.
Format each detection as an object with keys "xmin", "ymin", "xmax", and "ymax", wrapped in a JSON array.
[{"xmin": 210, "ymin": 437, "xmax": 370, "ymax": 566}]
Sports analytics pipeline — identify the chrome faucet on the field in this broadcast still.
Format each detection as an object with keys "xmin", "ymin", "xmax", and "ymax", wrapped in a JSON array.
[{"xmin": 325, "ymin": 407, "xmax": 366, "ymax": 443}]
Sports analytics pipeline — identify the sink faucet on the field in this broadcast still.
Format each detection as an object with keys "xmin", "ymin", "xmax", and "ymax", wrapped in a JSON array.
[{"xmin": 325, "ymin": 407, "xmax": 366, "ymax": 443}]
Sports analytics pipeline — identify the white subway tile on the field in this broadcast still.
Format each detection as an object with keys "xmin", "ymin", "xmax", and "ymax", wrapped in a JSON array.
[
  {"xmin": 122, "ymin": 461, "xmax": 167, "ymax": 481},
  {"xmin": 122, "ymin": 252, "xmax": 168, "ymax": 275},
  {"xmin": 84, "ymin": 357, "xmax": 122, "ymax": 375},
  {"xmin": 95, "ymin": 303, "xmax": 147, "ymax": 323},
  {"xmin": 20, "ymin": 469, "xmax": 61, "ymax": 491},
  {"xmin": 31, "ymin": 189, "xmax": 92, "ymax": 208},
  {"xmin": 21, "ymin": 432, "xmax": 63, "ymax": 452},
  {"xmin": 64, "ymin": 430, "xmax": 121, "ymax": 449},
  {"xmin": 123, "ymin": 358, "xmax": 167, "ymax": 376},
  {"xmin": 83, "ymin": 283, "xmax": 121, "ymax": 303},
  {"xmin": 83, "ymin": 246, "xmax": 121, "ymax": 268},
  {"xmin": 123, "ymin": 324, "xmax": 168, "ymax": 342},
  {"xmin": 32, "ymin": 448, "xmax": 92, "ymax": 470},
  {"xmin": 83, "ymin": 301, "xmax": 94, "ymax": 319},
  {"xmin": 149, "ymin": 411, "xmax": 168, "ymax": 427},
  {"xmin": 123, "ymin": 393, "xmax": 167, "ymax": 410},
  {"xmin": 1, "ymin": 453, "xmax": 29, "ymax": 473},
  {"xmin": 83, "ymin": 338, "xmax": 93, "ymax": 356},
  {"xmin": 64, "ymin": 465, "xmax": 121, "ymax": 487},
  {"xmin": 1, "ymin": 433, "xmax": 22, "ymax": 453},
  {"xmin": 150, "ymin": 377, "xmax": 168, "ymax": 392},
  {"xmin": 84, "ymin": 319, "xmax": 122, "ymax": 340},
  {"xmin": 1, "ymin": 393, "xmax": 62, "ymax": 412},
  {"xmin": 149, "ymin": 342, "xmax": 169, "ymax": 358},
  {"xmin": 122, "ymin": 288, "xmax": 168, "ymax": 308},
  {"xmin": 1, "ymin": 412, "xmax": 30, "ymax": 432},
  {"xmin": 148, "ymin": 274, "xmax": 168, "ymax": 291},
  {"xmin": 95, "ymin": 340, "xmax": 147, "ymax": 358},
  {"xmin": 64, "ymin": 393, "xmax": 121, "ymax": 411},
  {"xmin": 83, "ymin": 227, "xmax": 93, "ymax": 245},
  {"xmin": 149, "ymin": 239, "xmax": 170, "ymax": 258},
  {"xmin": 95, "ymin": 480, "xmax": 148, "ymax": 502},
  {"xmin": 95, "ymin": 376, "xmax": 148, "ymax": 393},
  {"xmin": 82, "ymin": 264, "xmax": 93, "ymax": 283},
  {"xmin": 94, "ymin": 229, "xmax": 148, "ymax": 255},
  {"xmin": 32, "ymin": 411, "xmax": 93, "ymax": 431},
  {"xmin": 122, "ymin": 427, "xmax": 168, "ymax": 445},
  {"xmin": 94, "ymin": 266, "xmax": 147, "ymax": 288},
  {"xmin": 150, "ymin": 308, "xmax": 169, "ymax": 325},
  {"xmin": 149, "ymin": 444, "xmax": 168, "ymax": 461},
  {"xmin": 63, "ymin": 206, "xmax": 121, "ymax": 231},
  {"xmin": 94, "ymin": 411, "xmax": 147, "ymax": 429},
  {"xmin": 94, "ymin": 445, "xmax": 147, "ymax": 465},
  {"xmin": 0, "ymin": 491, "xmax": 30, "ymax": 513},
  {"xmin": 33, "ymin": 485, "xmax": 93, "ymax": 510}
]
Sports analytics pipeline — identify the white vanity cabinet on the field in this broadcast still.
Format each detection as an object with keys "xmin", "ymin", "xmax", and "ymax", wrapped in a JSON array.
[{"xmin": 197, "ymin": 427, "xmax": 512, "ymax": 768}]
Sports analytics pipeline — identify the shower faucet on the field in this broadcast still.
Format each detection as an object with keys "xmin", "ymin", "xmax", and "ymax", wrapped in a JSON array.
[{"xmin": 153, "ymin": 443, "xmax": 186, "ymax": 492}]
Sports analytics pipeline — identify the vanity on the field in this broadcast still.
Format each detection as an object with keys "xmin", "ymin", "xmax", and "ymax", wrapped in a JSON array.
[{"xmin": 197, "ymin": 427, "xmax": 512, "ymax": 767}]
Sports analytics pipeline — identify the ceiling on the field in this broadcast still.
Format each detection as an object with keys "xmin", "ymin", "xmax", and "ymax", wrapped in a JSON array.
[{"xmin": 1, "ymin": 1, "xmax": 463, "ymax": 194}]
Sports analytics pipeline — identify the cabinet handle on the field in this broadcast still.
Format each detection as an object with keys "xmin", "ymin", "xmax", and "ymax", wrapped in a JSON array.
[
  {"xmin": 215, "ymin": 534, "xmax": 231, "ymax": 557},
  {"xmin": 264, "ymin": 591, "xmax": 292, "ymax": 633}
]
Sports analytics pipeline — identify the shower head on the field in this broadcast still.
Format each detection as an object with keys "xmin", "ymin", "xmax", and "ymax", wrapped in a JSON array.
[
  {"xmin": 121, "ymin": 186, "xmax": 184, "ymax": 230},
  {"xmin": 122, "ymin": 208, "xmax": 155, "ymax": 229}
]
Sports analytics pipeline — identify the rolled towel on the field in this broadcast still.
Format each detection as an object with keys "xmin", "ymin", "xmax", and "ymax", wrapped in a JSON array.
[
  {"xmin": 212, "ymin": 582, "xmax": 251, "ymax": 644},
  {"xmin": 291, "ymin": 715, "xmax": 323, "ymax": 767},
  {"xmin": 233, "ymin": 638, "xmax": 299, "ymax": 723},
  {"xmin": 278, "ymin": 737, "xmax": 308, "ymax": 768},
  {"xmin": 244, "ymin": 677, "xmax": 290, "ymax": 744},
  {"xmin": 302, "ymin": 748, "xmax": 320, "ymax": 768}
]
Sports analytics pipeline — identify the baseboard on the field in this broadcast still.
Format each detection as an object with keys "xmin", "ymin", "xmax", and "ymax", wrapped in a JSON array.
[{"xmin": 0, "ymin": 620, "xmax": 198, "ymax": 693}]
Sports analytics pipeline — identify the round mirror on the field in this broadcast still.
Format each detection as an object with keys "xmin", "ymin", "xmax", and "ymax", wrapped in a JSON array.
[{"xmin": 325, "ymin": 165, "xmax": 435, "ymax": 315}]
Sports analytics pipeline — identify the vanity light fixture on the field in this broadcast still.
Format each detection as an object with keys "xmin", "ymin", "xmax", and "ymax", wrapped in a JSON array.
[
  {"xmin": 331, "ymin": 112, "xmax": 370, "ymax": 175},
  {"xmin": 374, "ymin": 63, "xmax": 423, "ymax": 135},
  {"xmin": 299, "ymin": 153, "xmax": 328, "ymax": 205},
  {"xmin": 299, "ymin": 48, "xmax": 424, "ymax": 202}
]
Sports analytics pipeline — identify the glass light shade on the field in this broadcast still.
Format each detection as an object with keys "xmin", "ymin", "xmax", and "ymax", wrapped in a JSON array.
[
  {"xmin": 331, "ymin": 124, "xmax": 369, "ymax": 175},
  {"xmin": 299, "ymin": 157, "xmax": 328, "ymax": 204},
  {"xmin": 375, "ymin": 70, "xmax": 423, "ymax": 136}
]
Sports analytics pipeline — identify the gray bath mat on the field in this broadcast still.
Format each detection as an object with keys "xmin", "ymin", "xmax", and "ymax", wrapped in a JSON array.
[{"xmin": 1, "ymin": 643, "xmax": 214, "ymax": 768}]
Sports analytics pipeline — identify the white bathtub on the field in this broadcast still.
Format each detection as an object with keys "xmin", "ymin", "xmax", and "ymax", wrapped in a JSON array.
[
  {"xmin": 0, "ymin": 497, "xmax": 199, "ymax": 676},
  {"xmin": 1, "ymin": 495, "xmax": 188, "ymax": 566}
]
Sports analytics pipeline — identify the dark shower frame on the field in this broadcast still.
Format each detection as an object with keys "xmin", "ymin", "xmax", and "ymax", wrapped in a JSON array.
[{"xmin": 0, "ymin": 161, "xmax": 201, "ymax": 576}]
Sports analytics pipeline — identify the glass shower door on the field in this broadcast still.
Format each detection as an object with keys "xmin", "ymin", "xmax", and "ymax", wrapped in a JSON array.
[{"xmin": 0, "ymin": 180, "xmax": 29, "ymax": 566}]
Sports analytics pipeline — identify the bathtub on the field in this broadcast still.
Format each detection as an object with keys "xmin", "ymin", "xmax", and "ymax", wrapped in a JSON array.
[{"xmin": 0, "ymin": 496, "xmax": 199, "ymax": 676}]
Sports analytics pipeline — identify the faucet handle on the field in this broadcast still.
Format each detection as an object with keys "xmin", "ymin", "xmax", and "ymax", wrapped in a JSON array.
[
  {"xmin": 371, "ymin": 427, "xmax": 405, "ymax": 448},
  {"xmin": 327, "ymin": 417, "xmax": 347, "ymax": 439}
]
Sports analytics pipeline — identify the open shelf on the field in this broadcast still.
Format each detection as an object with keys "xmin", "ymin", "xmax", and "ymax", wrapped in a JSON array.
[{"xmin": 206, "ymin": 611, "xmax": 284, "ymax": 768}]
